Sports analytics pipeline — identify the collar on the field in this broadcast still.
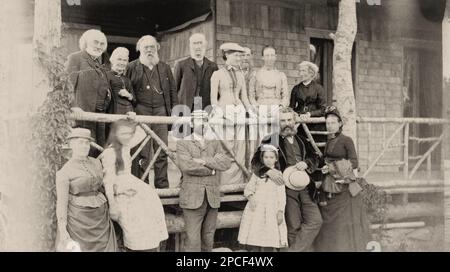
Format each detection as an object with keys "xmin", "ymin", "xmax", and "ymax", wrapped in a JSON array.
[
  {"xmin": 71, "ymin": 156, "xmax": 90, "ymax": 163},
  {"xmin": 226, "ymin": 64, "xmax": 237, "ymax": 71},
  {"xmin": 192, "ymin": 133, "xmax": 205, "ymax": 142},
  {"xmin": 263, "ymin": 66, "xmax": 276, "ymax": 71},
  {"xmin": 302, "ymin": 79, "xmax": 313, "ymax": 86},
  {"xmin": 328, "ymin": 131, "xmax": 342, "ymax": 140},
  {"xmin": 112, "ymin": 69, "xmax": 124, "ymax": 76}
]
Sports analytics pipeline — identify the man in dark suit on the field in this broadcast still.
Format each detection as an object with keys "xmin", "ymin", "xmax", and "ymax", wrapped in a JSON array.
[
  {"xmin": 65, "ymin": 29, "xmax": 111, "ymax": 150},
  {"xmin": 126, "ymin": 35, "xmax": 178, "ymax": 189},
  {"xmin": 252, "ymin": 106, "xmax": 323, "ymax": 252},
  {"xmin": 174, "ymin": 33, "xmax": 218, "ymax": 112}
]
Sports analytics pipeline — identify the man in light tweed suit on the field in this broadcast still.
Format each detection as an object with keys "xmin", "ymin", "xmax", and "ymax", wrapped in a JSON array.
[{"xmin": 176, "ymin": 110, "xmax": 231, "ymax": 252}]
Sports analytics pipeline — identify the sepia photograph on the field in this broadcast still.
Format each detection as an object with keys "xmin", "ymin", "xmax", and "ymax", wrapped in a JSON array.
[{"xmin": 0, "ymin": 0, "xmax": 449, "ymax": 261}]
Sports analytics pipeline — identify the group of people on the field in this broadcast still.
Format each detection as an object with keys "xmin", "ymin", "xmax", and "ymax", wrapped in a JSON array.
[{"xmin": 55, "ymin": 28, "xmax": 371, "ymax": 252}]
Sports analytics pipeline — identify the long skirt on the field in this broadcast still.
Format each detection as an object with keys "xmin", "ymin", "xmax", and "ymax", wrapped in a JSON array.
[
  {"xmin": 66, "ymin": 202, "xmax": 118, "ymax": 252},
  {"xmin": 114, "ymin": 174, "xmax": 169, "ymax": 250},
  {"xmin": 314, "ymin": 190, "xmax": 371, "ymax": 252}
]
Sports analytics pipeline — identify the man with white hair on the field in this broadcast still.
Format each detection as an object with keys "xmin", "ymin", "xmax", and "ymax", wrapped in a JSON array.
[
  {"xmin": 65, "ymin": 29, "xmax": 111, "ymax": 151},
  {"xmin": 174, "ymin": 33, "xmax": 218, "ymax": 112},
  {"xmin": 126, "ymin": 35, "xmax": 178, "ymax": 189},
  {"xmin": 106, "ymin": 47, "xmax": 136, "ymax": 114}
]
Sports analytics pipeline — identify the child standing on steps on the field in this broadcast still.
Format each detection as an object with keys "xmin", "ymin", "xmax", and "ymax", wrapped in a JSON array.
[{"xmin": 238, "ymin": 144, "xmax": 288, "ymax": 252}]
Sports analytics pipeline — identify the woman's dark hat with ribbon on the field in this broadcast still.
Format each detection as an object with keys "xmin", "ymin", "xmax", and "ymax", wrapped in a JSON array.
[{"xmin": 324, "ymin": 106, "xmax": 342, "ymax": 121}]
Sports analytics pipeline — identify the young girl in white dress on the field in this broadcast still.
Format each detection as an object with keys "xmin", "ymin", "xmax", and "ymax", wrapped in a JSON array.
[
  {"xmin": 238, "ymin": 144, "xmax": 288, "ymax": 251},
  {"xmin": 101, "ymin": 119, "xmax": 168, "ymax": 251}
]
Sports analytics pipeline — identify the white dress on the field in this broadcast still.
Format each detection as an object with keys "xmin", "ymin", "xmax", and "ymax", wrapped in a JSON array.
[
  {"xmin": 101, "ymin": 147, "xmax": 168, "ymax": 250},
  {"xmin": 210, "ymin": 67, "xmax": 247, "ymax": 184},
  {"xmin": 238, "ymin": 173, "xmax": 288, "ymax": 248}
]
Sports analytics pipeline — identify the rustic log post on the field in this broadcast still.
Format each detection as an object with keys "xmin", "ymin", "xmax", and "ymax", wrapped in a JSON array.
[
  {"xmin": 443, "ymin": 0, "xmax": 450, "ymax": 252},
  {"xmin": 332, "ymin": 0, "xmax": 358, "ymax": 143},
  {"xmin": 403, "ymin": 122, "xmax": 409, "ymax": 180}
]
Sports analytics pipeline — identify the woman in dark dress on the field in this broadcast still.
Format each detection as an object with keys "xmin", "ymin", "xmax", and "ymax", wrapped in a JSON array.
[
  {"xmin": 314, "ymin": 106, "xmax": 371, "ymax": 252},
  {"xmin": 289, "ymin": 61, "xmax": 327, "ymax": 148},
  {"xmin": 107, "ymin": 47, "xmax": 136, "ymax": 115}
]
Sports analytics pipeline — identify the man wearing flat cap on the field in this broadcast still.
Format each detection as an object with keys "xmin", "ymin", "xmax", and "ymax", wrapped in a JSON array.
[
  {"xmin": 176, "ymin": 110, "xmax": 232, "ymax": 251},
  {"xmin": 126, "ymin": 35, "xmax": 178, "ymax": 189}
]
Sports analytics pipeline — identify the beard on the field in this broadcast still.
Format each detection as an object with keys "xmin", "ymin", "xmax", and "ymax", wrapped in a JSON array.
[
  {"xmin": 86, "ymin": 47, "xmax": 103, "ymax": 58},
  {"xmin": 241, "ymin": 61, "xmax": 250, "ymax": 70},
  {"xmin": 142, "ymin": 52, "xmax": 159, "ymax": 66},
  {"xmin": 280, "ymin": 125, "xmax": 296, "ymax": 137},
  {"xmin": 190, "ymin": 49, "xmax": 206, "ymax": 61}
]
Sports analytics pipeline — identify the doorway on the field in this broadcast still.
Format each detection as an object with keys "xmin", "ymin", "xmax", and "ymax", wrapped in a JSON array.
[
  {"xmin": 310, "ymin": 37, "xmax": 356, "ymax": 105},
  {"xmin": 403, "ymin": 47, "xmax": 443, "ymax": 168}
]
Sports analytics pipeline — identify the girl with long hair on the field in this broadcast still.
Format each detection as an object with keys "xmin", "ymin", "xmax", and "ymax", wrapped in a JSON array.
[{"xmin": 101, "ymin": 119, "xmax": 168, "ymax": 251}]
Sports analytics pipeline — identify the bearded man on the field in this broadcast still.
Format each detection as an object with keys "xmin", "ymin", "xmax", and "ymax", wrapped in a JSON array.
[
  {"xmin": 252, "ymin": 106, "xmax": 322, "ymax": 252},
  {"xmin": 65, "ymin": 29, "xmax": 111, "ymax": 150},
  {"xmin": 126, "ymin": 35, "xmax": 178, "ymax": 189},
  {"xmin": 174, "ymin": 33, "xmax": 218, "ymax": 112}
]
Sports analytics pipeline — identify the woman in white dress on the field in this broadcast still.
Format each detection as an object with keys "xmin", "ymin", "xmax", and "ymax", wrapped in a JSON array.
[
  {"xmin": 101, "ymin": 118, "xmax": 168, "ymax": 251},
  {"xmin": 210, "ymin": 43, "xmax": 254, "ymax": 184},
  {"xmin": 248, "ymin": 46, "xmax": 289, "ymax": 143}
]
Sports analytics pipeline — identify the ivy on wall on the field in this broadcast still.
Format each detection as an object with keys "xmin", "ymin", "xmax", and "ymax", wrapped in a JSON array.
[{"xmin": 28, "ymin": 41, "xmax": 72, "ymax": 251}]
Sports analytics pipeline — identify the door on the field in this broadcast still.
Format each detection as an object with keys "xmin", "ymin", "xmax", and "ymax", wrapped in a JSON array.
[{"xmin": 403, "ymin": 47, "xmax": 443, "ymax": 169}]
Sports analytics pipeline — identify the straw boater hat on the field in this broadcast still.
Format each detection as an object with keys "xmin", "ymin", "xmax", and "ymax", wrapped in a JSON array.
[
  {"xmin": 220, "ymin": 42, "xmax": 246, "ymax": 53},
  {"xmin": 283, "ymin": 166, "xmax": 310, "ymax": 191},
  {"xmin": 67, "ymin": 128, "xmax": 94, "ymax": 142}
]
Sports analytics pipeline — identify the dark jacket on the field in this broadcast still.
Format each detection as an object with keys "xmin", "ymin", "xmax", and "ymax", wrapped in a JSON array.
[
  {"xmin": 176, "ymin": 139, "xmax": 232, "ymax": 209},
  {"xmin": 252, "ymin": 133, "xmax": 320, "ymax": 198},
  {"xmin": 65, "ymin": 50, "xmax": 111, "ymax": 112},
  {"xmin": 174, "ymin": 57, "xmax": 218, "ymax": 111},
  {"xmin": 289, "ymin": 81, "xmax": 327, "ymax": 117},
  {"xmin": 126, "ymin": 59, "xmax": 178, "ymax": 116}
]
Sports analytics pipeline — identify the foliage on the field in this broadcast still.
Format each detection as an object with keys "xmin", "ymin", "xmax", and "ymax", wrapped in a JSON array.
[
  {"xmin": 27, "ymin": 41, "xmax": 72, "ymax": 251},
  {"xmin": 358, "ymin": 178, "xmax": 390, "ymax": 237}
]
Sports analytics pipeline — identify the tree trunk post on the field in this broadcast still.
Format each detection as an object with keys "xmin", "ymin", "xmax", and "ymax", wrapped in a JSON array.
[
  {"xmin": 443, "ymin": 0, "xmax": 450, "ymax": 252},
  {"xmin": 332, "ymin": 0, "xmax": 358, "ymax": 143}
]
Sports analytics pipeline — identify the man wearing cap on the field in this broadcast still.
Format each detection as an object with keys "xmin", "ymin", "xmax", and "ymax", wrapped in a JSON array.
[
  {"xmin": 174, "ymin": 33, "xmax": 218, "ymax": 112},
  {"xmin": 176, "ymin": 110, "xmax": 232, "ymax": 251},
  {"xmin": 65, "ymin": 29, "xmax": 112, "ymax": 151},
  {"xmin": 126, "ymin": 35, "xmax": 178, "ymax": 188},
  {"xmin": 253, "ymin": 106, "xmax": 322, "ymax": 252}
]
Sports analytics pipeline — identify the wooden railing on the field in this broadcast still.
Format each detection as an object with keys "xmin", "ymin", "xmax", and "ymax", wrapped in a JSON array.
[
  {"xmin": 59, "ymin": 111, "xmax": 450, "ymax": 250},
  {"xmin": 358, "ymin": 117, "xmax": 449, "ymax": 180}
]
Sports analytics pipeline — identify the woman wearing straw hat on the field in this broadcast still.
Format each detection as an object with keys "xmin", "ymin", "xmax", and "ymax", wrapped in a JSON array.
[
  {"xmin": 314, "ymin": 106, "xmax": 371, "ymax": 252},
  {"xmin": 55, "ymin": 128, "xmax": 117, "ymax": 252},
  {"xmin": 210, "ymin": 42, "xmax": 253, "ymax": 185}
]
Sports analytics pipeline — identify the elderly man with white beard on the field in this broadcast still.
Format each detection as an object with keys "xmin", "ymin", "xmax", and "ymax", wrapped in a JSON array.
[
  {"xmin": 65, "ymin": 29, "xmax": 112, "ymax": 152},
  {"xmin": 126, "ymin": 35, "xmax": 178, "ymax": 189},
  {"xmin": 174, "ymin": 33, "xmax": 218, "ymax": 112}
]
